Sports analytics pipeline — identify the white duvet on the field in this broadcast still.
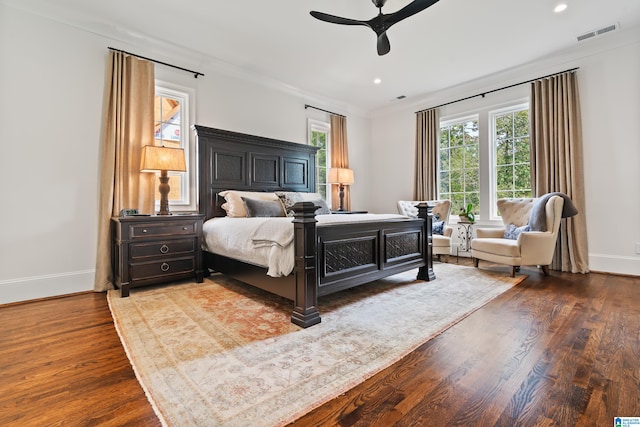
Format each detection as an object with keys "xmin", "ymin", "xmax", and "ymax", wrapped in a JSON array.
[{"xmin": 202, "ymin": 213, "xmax": 406, "ymax": 277}]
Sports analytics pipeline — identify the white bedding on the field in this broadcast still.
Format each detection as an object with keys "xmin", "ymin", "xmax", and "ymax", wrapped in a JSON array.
[{"xmin": 202, "ymin": 213, "xmax": 407, "ymax": 277}]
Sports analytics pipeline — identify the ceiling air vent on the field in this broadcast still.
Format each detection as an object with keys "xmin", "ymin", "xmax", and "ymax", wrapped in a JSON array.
[
  {"xmin": 596, "ymin": 24, "xmax": 618, "ymax": 35},
  {"xmin": 577, "ymin": 23, "xmax": 619, "ymax": 42}
]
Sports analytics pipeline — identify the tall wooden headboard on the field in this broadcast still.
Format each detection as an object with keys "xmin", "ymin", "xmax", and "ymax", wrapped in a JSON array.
[{"xmin": 193, "ymin": 125, "xmax": 318, "ymax": 220}]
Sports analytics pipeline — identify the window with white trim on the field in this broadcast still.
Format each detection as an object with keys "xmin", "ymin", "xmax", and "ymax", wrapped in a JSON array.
[
  {"xmin": 154, "ymin": 83, "xmax": 196, "ymax": 212},
  {"xmin": 439, "ymin": 116, "xmax": 480, "ymax": 217},
  {"xmin": 308, "ymin": 119, "xmax": 331, "ymax": 204},
  {"xmin": 490, "ymin": 103, "xmax": 531, "ymax": 217},
  {"xmin": 438, "ymin": 101, "xmax": 531, "ymax": 222}
]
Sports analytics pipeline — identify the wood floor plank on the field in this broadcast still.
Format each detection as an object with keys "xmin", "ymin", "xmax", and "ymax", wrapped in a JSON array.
[{"xmin": 1, "ymin": 261, "xmax": 639, "ymax": 427}]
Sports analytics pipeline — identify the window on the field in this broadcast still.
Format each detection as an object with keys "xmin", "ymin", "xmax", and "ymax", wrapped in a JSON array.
[
  {"xmin": 439, "ymin": 116, "xmax": 480, "ymax": 217},
  {"xmin": 308, "ymin": 119, "xmax": 330, "ymax": 203},
  {"xmin": 439, "ymin": 101, "xmax": 530, "ymax": 222},
  {"xmin": 491, "ymin": 104, "xmax": 531, "ymax": 217},
  {"xmin": 154, "ymin": 83, "xmax": 196, "ymax": 211}
]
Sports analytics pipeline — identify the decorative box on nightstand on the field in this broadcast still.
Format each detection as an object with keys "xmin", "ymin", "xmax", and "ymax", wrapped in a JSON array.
[{"xmin": 111, "ymin": 214, "xmax": 204, "ymax": 297}]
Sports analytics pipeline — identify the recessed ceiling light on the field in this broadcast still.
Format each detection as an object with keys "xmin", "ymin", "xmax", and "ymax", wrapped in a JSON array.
[
  {"xmin": 373, "ymin": 78, "xmax": 382, "ymax": 85},
  {"xmin": 554, "ymin": 3, "xmax": 568, "ymax": 13}
]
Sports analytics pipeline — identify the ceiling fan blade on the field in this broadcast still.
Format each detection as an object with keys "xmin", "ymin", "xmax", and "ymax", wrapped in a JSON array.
[
  {"xmin": 377, "ymin": 32, "xmax": 391, "ymax": 56},
  {"xmin": 386, "ymin": 0, "xmax": 440, "ymax": 25},
  {"xmin": 310, "ymin": 11, "xmax": 368, "ymax": 27}
]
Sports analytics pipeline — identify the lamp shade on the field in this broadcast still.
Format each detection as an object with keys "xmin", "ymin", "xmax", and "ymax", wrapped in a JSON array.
[
  {"xmin": 140, "ymin": 145, "xmax": 186, "ymax": 172},
  {"xmin": 328, "ymin": 167, "xmax": 354, "ymax": 185}
]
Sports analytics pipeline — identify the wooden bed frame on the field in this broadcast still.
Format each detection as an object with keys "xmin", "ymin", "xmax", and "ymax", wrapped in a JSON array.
[{"xmin": 194, "ymin": 125, "xmax": 435, "ymax": 327}]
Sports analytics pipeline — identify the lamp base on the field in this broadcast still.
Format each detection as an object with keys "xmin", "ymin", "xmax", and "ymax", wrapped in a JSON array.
[
  {"xmin": 157, "ymin": 171, "xmax": 172, "ymax": 215},
  {"xmin": 337, "ymin": 184, "xmax": 346, "ymax": 212}
]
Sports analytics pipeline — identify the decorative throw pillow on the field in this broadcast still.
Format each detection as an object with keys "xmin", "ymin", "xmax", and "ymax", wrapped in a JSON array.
[
  {"xmin": 307, "ymin": 198, "xmax": 331, "ymax": 215},
  {"xmin": 275, "ymin": 191, "xmax": 303, "ymax": 216},
  {"xmin": 432, "ymin": 220, "xmax": 445, "ymax": 235},
  {"xmin": 275, "ymin": 191, "xmax": 331, "ymax": 216},
  {"xmin": 219, "ymin": 190, "xmax": 279, "ymax": 217},
  {"xmin": 241, "ymin": 197, "xmax": 286, "ymax": 217},
  {"xmin": 503, "ymin": 223, "xmax": 531, "ymax": 240}
]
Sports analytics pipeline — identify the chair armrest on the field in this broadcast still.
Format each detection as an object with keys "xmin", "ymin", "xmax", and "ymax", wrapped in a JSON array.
[
  {"xmin": 476, "ymin": 227, "xmax": 505, "ymax": 238},
  {"xmin": 518, "ymin": 231, "xmax": 557, "ymax": 246},
  {"xmin": 443, "ymin": 226, "xmax": 453, "ymax": 237},
  {"xmin": 518, "ymin": 231, "xmax": 559, "ymax": 264}
]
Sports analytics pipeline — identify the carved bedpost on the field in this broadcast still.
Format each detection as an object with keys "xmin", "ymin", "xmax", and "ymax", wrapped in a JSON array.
[
  {"xmin": 291, "ymin": 202, "xmax": 321, "ymax": 328},
  {"xmin": 416, "ymin": 202, "xmax": 436, "ymax": 281}
]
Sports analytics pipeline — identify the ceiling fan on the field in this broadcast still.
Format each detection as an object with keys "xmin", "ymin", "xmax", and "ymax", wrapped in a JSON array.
[{"xmin": 310, "ymin": 0, "xmax": 441, "ymax": 56}]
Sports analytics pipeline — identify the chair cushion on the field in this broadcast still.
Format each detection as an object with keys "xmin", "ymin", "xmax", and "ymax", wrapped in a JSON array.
[
  {"xmin": 432, "ymin": 235, "xmax": 450, "ymax": 248},
  {"xmin": 471, "ymin": 238, "xmax": 521, "ymax": 257}
]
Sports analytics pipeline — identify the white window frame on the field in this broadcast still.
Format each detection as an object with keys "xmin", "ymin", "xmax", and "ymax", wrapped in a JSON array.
[
  {"xmin": 155, "ymin": 81, "xmax": 197, "ymax": 212},
  {"xmin": 307, "ymin": 118, "xmax": 331, "ymax": 207},
  {"xmin": 488, "ymin": 102, "xmax": 530, "ymax": 219}
]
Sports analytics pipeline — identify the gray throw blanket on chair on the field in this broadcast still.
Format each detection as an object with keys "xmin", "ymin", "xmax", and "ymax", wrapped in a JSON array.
[{"xmin": 528, "ymin": 192, "xmax": 579, "ymax": 232}]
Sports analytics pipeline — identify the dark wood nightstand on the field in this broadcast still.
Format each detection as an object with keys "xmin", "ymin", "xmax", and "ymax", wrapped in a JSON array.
[{"xmin": 111, "ymin": 214, "xmax": 204, "ymax": 297}]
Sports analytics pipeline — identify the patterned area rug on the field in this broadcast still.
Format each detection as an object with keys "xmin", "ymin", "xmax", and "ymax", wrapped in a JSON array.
[{"xmin": 108, "ymin": 263, "xmax": 525, "ymax": 426}]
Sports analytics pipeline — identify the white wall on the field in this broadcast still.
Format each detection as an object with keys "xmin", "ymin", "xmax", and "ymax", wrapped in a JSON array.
[
  {"xmin": 367, "ymin": 29, "xmax": 640, "ymax": 276},
  {"xmin": 0, "ymin": 4, "xmax": 370, "ymax": 304},
  {"xmin": 0, "ymin": 6, "xmax": 105, "ymax": 303}
]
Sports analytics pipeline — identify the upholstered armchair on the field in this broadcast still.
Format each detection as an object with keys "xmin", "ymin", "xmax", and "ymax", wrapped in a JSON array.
[
  {"xmin": 397, "ymin": 200, "xmax": 452, "ymax": 262},
  {"xmin": 470, "ymin": 195, "xmax": 564, "ymax": 277}
]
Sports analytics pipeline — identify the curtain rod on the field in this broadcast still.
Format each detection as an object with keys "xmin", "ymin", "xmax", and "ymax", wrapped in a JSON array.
[
  {"xmin": 415, "ymin": 67, "xmax": 579, "ymax": 114},
  {"xmin": 108, "ymin": 47, "xmax": 204, "ymax": 79},
  {"xmin": 304, "ymin": 104, "xmax": 345, "ymax": 117}
]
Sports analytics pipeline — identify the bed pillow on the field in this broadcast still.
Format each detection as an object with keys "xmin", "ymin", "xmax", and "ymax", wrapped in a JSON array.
[
  {"xmin": 275, "ymin": 191, "xmax": 331, "ymax": 216},
  {"xmin": 504, "ymin": 223, "xmax": 530, "ymax": 240},
  {"xmin": 241, "ymin": 197, "xmax": 286, "ymax": 217},
  {"xmin": 307, "ymin": 198, "xmax": 331, "ymax": 215},
  {"xmin": 219, "ymin": 190, "xmax": 279, "ymax": 217}
]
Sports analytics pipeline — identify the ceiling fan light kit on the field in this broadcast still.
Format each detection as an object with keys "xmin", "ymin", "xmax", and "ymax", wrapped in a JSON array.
[{"xmin": 310, "ymin": 0, "xmax": 441, "ymax": 56}]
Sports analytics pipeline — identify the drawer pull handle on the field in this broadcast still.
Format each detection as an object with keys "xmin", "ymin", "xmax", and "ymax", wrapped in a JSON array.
[
  {"xmin": 161, "ymin": 262, "xmax": 170, "ymax": 272},
  {"xmin": 160, "ymin": 244, "xmax": 169, "ymax": 254},
  {"xmin": 142, "ymin": 229, "xmax": 148, "ymax": 233},
  {"xmin": 183, "ymin": 227, "xmax": 188, "ymax": 230}
]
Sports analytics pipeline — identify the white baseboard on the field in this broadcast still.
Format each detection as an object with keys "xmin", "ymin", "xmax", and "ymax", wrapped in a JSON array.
[
  {"xmin": 447, "ymin": 250, "xmax": 639, "ymax": 277},
  {"xmin": 589, "ymin": 254, "xmax": 640, "ymax": 276},
  {"xmin": 0, "ymin": 255, "xmax": 636, "ymax": 306},
  {"xmin": 0, "ymin": 270, "xmax": 95, "ymax": 305}
]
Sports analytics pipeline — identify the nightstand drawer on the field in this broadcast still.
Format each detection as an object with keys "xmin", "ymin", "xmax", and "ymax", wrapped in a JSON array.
[
  {"xmin": 130, "ymin": 220, "xmax": 198, "ymax": 239},
  {"xmin": 130, "ymin": 257, "xmax": 195, "ymax": 281},
  {"xmin": 130, "ymin": 239, "xmax": 195, "ymax": 259}
]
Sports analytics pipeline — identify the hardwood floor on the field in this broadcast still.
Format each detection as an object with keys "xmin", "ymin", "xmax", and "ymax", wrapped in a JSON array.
[{"xmin": 1, "ymin": 260, "xmax": 638, "ymax": 426}]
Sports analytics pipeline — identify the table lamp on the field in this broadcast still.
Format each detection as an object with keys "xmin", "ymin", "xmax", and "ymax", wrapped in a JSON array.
[
  {"xmin": 140, "ymin": 145, "xmax": 186, "ymax": 215},
  {"xmin": 328, "ymin": 167, "xmax": 354, "ymax": 211}
]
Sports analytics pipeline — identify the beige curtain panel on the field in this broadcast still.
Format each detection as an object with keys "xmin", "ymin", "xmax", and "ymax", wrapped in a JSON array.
[
  {"xmin": 530, "ymin": 71, "xmax": 589, "ymax": 273},
  {"xmin": 414, "ymin": 108, "xmax": 439, "ymax": 200},
  {"xmin": 330, "ymin": 114, "xmax": 351, "ymax": 211},
  {"xmin": 94, "ymin": 51, "xmax": 156, "ymax": 292}
]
